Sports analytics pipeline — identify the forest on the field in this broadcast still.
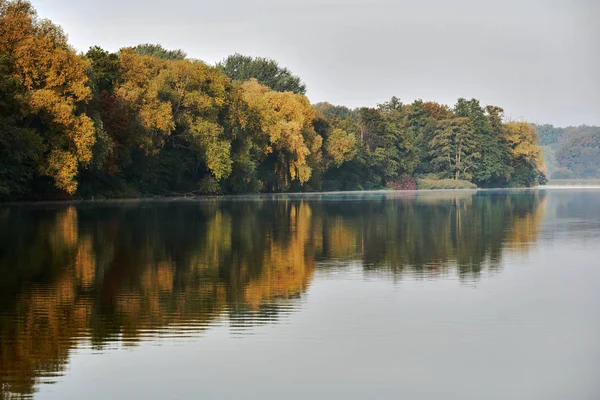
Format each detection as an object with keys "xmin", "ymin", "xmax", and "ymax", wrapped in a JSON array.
[
  {"xmin": 0, "ymin": 0, "xmax": 547, "ymax": 200},
  {"xmin": 537, "ymin": 124, "xmax": 600, "ymax": 179}
]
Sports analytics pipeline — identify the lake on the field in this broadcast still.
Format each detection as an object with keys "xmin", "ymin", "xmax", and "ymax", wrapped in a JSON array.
[{"xmin": 1, "ymin": 189, "xmax": 599, "ymax": 399}]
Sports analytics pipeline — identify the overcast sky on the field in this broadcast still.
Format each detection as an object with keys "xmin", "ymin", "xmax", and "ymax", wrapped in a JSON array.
[{"xmin": 32, "ymin": 0, "xmax": 599, "ymax": 127}]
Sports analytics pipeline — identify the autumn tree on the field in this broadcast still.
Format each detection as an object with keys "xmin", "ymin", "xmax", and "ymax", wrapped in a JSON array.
[
  {"xmin": 0, "ymin": 0, "xmax": 96, "ymax": 194},
  {"xmin": 237, "ymin": 79, "xmax": 321, "ymax": 190},
  {"xmin": 503, "ymin": 121, "xmax": 545, "ymax": 186},
  {"xmin": 325, "ymin": 128, "xmax": 357, "ymax": 167}
]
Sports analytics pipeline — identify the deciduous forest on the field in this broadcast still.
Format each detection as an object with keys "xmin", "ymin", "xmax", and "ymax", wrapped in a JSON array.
[{"xmin": 0, "ymin": 0, "xmax": 548, "ymax": 199}]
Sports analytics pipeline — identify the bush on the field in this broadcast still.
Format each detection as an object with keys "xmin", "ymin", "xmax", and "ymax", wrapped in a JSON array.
[
  {"xmin": 198, "ymin": 176, "xmax": 222, "ymax": 194},
  {"xmin": 386, "ymin": 174, "xmax": 417, "ymax": 190},
  {"xmin": 417, "ymin": 178, "xmax": 477, "ymax": 190}
]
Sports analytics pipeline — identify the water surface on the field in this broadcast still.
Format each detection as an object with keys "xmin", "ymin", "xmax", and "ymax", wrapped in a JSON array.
[{"xmin": 1, "ymin": 189, "xmax": 599, "ymax": 399}]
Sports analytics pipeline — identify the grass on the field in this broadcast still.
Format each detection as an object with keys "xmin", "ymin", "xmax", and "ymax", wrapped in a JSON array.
[{"xmin": 416, "ymin": 178, "xmax": 477, "ymax": 190}]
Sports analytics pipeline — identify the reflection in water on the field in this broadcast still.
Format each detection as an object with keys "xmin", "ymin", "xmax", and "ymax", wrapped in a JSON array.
[{"xmin": 0, "ymin": 191, "xmax": 549, "ymax": 397}]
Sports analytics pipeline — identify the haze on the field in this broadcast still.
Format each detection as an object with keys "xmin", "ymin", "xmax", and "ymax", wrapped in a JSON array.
[{"xmin": 32, "ymin": 0, "xmax": 599, "ymax": 127}]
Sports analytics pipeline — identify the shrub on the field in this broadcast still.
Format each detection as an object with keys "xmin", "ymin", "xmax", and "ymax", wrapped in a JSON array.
[
  {"xmin": 386, "ymin": 174, "xmax": 417, "ymax": 190},
  {"xmin": 417, "ymin": 178, "xmax": 477, "ymax": 190}
]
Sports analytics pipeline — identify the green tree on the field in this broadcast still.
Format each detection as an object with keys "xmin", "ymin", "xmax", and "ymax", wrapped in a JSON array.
[
  {"xmin": 131, "ymin": 43, "xmax": 186, "ymax": 60},
  {"xmin": 219, "ymin": 53, "xmax": 306, "ymax": 94},
  {"xmin": 85, "ymin": 46, "xmax": 121, "ymax": 93},
  {"xmin": 429, "ymin": 118, "xmax": 481, "ymax": 180},
  {"xmin": 453, "ymin": 99, "xmax": 511, "ymax": 186}
]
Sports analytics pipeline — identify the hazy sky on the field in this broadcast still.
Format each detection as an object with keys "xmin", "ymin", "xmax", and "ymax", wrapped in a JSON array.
[{"xmin": 32, "ymin": 0, "xmax": 599, "ymax": 127}]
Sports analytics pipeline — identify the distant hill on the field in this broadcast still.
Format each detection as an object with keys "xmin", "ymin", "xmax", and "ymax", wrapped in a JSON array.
[{"xmin": 536, "ymin": 124, "xmax": 600, "ymax": 179}]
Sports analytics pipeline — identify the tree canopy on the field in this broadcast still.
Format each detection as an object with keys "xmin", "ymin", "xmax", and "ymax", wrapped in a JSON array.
[
  {"xmin": 0, "ymin": 0, "xmax": 549, "ymax": 200},
  {"xmin": 537, "ymin": 124, "xmax": 600, "ymax": 179},
  {"xmin": 218, "ymin": 53, "xmax": 307, "ymax": 94}
]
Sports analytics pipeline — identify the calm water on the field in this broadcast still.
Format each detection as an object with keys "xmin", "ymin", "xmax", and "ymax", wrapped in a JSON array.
[{"xmin": 1, "ymin": 189, "xmax": 599, "ymax": 399}]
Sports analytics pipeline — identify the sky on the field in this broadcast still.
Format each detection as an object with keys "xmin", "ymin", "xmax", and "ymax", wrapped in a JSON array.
[{"xmin": 31, "ymin": 0, "xmax": 599, "ymax": 127}]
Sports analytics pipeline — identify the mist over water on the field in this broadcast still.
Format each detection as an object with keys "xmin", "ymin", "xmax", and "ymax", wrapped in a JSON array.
[{"xmin": 1, "ymin": 189, "xmax": 599, "ymax": 399}]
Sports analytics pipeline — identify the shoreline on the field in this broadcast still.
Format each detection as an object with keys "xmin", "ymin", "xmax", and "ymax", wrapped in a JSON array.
[{"xmin": 4, "ymin": 186, "xmax": 598, "ymax": 206}]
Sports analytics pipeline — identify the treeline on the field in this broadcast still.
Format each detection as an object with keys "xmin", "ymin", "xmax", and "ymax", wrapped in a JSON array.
[
  {"xmin": 537, "ymin": 124, "xmax": 600, "ymax": 179},
  {"xmin": 0, "ymin": 0, "xmax": 546, "ymax": 199}
]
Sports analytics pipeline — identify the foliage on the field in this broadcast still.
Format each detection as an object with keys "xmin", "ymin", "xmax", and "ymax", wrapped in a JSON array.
[
  {"xmin": 536, "ymin": 124, "xmax": 600, "ymax": 178},
  {"xmin": 218, "ymin": 53, "xmax": 306, "ymax": 94},
  {"xmin": 429, "ymin": 117, "xmax": 480, "ymax": 180},
  {"xmin": 131, "ymin": 43, "xmax": 187, "ymax": 60},
  {"xmin": 386, "ymin": 174, "xmax": 417, "ymax": 190},
  {"xmin": 417, "ymin": 178, "xmax": 477, "ymax": 190},
  {"xmin": 0, "ymin": 0, "xmax": 96, "ymax": 194},
  {"xmin": 0, "ymin": 0, "xmax": 549, "ymax": 199},
  {"xmin": 555, "ymin": 130, "xmax": 600, "ymax": 178},
  {"xmin": 503, "ymin": 122, "xmax": 545, "ymax": 186}
]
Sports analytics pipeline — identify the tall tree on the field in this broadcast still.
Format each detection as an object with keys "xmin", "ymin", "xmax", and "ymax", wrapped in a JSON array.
[{"xmin": 429, "ymin": 118, "xmax": 481, "ymax": 180}]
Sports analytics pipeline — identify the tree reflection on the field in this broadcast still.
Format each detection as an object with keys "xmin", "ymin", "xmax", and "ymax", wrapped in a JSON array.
[{"xmin": 0, "ymin": 191, "xmax": 546, "ymax": 396}]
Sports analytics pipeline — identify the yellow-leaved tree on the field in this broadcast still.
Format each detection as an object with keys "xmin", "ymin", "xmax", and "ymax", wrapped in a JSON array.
[
  {"xmin": 0, "ymin": 0, "xmax": 95, "ymax": 193},
  {"xmin": 239, "ymin": 79, "xmax": 321, "ymax": 190},
  {"xmin": 503, "ymin": 121, "xmax": 545, "ymax": 186},
  {"xmin": 116, "ymin": 49, "xmax": 233, "ymax": 181}
]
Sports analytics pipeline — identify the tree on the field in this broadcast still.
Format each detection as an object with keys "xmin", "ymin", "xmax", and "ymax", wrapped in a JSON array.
[
  {"xmin": 471, "ymin": 105, "xmax": 512, "ymax": 186},
  {"xmin": 408, "ymin": 100, "xmax": 451, "ymax": 175},
  {"xmin": 85, "ymin": 46, "xmax": 121, "ymax": 93},
  {"xmin": 237, "ymin": 79, "xmax": 320, "ymax": 190},
  {"xmin": 429, "ymin": 118, "xmax": 481, "ymax": 180},
  {"xmin": 355, "ymin": 103, "xmax": 418, "ymax": 186},
  {"xmin": 219, "ymin": 53, "xmax": 306, "ymax": 94},
  {"xmin": 503, "ymin": 121, "xmax": 545, "ymax": 186},
  {"xmin": 325, "ymin": 128, "xmax": 357, "ymax": 167},
  {"xmin": 115, "ymin": 50, "xmax": 232, "ymax": 183},
  {"xmin": 131, "ymin": 43, "xmax": 186, "ymax": 60},
  {"xmin": 0, "ymin": 0, "xmax": 96, "ymax": 194},
  {"xmin": 453, "ymin": 99, "xmax": 511, "ymax": 186}
]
